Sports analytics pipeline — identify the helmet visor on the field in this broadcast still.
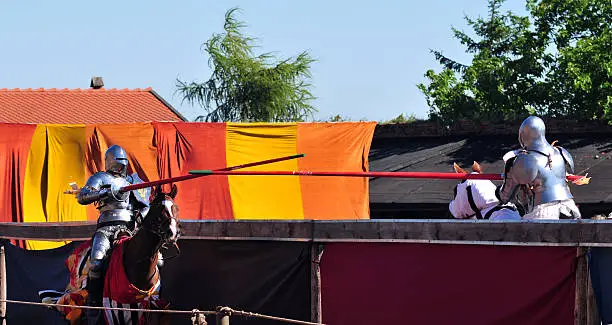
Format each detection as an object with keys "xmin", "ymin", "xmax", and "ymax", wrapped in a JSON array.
[{"xmin": 106, "ymin": 158, "xmax": 128, "ymax": 176}]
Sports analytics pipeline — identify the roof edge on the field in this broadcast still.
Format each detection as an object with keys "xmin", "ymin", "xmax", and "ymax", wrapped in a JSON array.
[
  {"xmin": 0, "ymin": 87, "xmax": 154, "ymax": 92},
  {"xmin": 375, "ymin": 118, "xmax": 612, "ymax": 139},
  {"xmin": 148, "ymin": 89, "xmax": 189, "ymax": 122}
]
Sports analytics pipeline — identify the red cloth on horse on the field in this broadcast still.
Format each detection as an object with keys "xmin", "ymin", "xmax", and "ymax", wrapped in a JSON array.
[
  {"xmin": 46, "ymin": 236, "xmax": 169, "ymax": 325},
  {"xmin": 102, "ymin": 236, "xmax": 168, "ymax": 325}
]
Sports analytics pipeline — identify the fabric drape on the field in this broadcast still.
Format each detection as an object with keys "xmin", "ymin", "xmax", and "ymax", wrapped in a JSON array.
[
  {"xmin": 22, "ymin": 125, "xmax": 88, "ymax": 250},
  {"xmin": 297, "ymin": 122, "xmax": 375, "ymax": 219},
  {"xmin": 225, "ymin": 123, "xmax": 304, "ymax": 220},
  {"xmin": 0, "ymin": 124, "xmax": 37, "ymax": 248},
  {"xmin": 321, "ymin": 242, "xmax": 577, "ymax": 325},
  {"xmin": 153, "ymin": 122, "xmax": 234, "ymax": 220},
  {"xmin": 1, "ymin": 121, "xmax": 376, "ymax": 249}
]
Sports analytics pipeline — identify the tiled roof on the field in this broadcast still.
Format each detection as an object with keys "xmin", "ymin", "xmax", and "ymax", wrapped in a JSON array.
[{"xmin": 0, "ymin": 87, "xmax": 186, "ymax": 123}]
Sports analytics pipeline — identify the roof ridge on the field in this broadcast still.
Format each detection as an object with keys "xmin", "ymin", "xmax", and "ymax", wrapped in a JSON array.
[
  {"xmin": 0, "ymin": 86, "xmax": 186, "ymax": 123},
  {"xmin": 0, "ymin": 87, "xmax": 153, "ymax": 92}
]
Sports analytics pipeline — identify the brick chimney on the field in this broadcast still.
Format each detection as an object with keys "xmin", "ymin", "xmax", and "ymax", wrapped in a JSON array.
[{"xmin": 90, "ymin": 77, "xmax": 104, "ymax": 89}]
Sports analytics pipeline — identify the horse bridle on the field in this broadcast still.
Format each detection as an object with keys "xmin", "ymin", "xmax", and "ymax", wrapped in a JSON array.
[{"xmin": 141, "ymin": 194, "xmax": 182, "ymax": 260}]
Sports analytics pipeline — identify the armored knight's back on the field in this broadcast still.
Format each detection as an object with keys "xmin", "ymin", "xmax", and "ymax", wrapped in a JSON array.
[
  {"xmin": 500, "ymin": 115, "xmax": 580, "ymax": 219},
  {"xmin": 515, "ymin": 145, "xmax": 573, "ymax": 205}
]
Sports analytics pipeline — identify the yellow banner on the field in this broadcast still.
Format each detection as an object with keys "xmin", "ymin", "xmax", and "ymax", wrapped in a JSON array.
[
  {"xmin": 23, "ymin": 125, "xmax": 88, "ymax": 250},
  {"xmin": 225, "ymin": 123, "xmax": 304, "ymax": 219}
]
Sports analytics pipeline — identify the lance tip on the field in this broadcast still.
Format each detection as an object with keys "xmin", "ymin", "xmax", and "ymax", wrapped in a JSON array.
[{"xmin": 189, "ymin": 170, "xmax": 213, "ymax": 175}]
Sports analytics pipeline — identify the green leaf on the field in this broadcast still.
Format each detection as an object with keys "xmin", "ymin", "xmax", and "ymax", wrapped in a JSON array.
[{"xmin": 176, "ymin": 7, "xmax": 318, "ymax": 122}]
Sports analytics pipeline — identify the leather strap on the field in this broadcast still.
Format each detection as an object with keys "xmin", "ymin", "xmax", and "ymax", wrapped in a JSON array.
[{"xmin": 466, "ymin": 185, "xmax": 483, "ymax": 219}]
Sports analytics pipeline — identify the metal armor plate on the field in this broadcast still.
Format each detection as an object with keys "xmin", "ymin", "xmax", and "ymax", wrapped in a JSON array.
[
  {"xmin": 126, "ymin": 172, "xmax": 151, "ymax": 209},
  {"xmin": 502, "ymin": 149, "xmax": 525, "ymax": 163},
  {"xmin": 80, "ymin": 172, "xmax": 133, "ymax": 224},
  {"xmin": 84, "ymin": 171, "xmax": 115, "ymax": 189},
  {"xmin": 555, "ymin": 146, "xmax": 575, "ymax": 173},
  {"xmin": 511, "ymin": 148, "xmax": 573, "ymax": 205},
  {"xmin": 99, "ymin": 176, "xmax": 131, "ymax": 210}
]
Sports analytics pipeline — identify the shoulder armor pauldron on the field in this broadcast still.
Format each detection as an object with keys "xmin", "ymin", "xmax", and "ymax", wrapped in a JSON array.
[{"xmin": 555, "ymin": 146, "xmax": 575, "ymax": 173}]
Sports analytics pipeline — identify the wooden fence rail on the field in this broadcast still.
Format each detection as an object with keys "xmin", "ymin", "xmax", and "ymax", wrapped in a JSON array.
[
  {"xmin": 2, "ymin": 219, "xmax": 612, "ymax": 245},
  {"xmin": 0, "ymin": 219, "xmax": 608, "ymax": 325}
]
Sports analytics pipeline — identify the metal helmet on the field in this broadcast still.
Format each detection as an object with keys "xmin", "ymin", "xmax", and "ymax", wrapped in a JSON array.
[
  {"xmin": 104, "ymin": 145, "xmax": 129, "ymax": 177},
  {"xmin": 518, "ymin": 116, "xmax": 549, "ymax": 152}
]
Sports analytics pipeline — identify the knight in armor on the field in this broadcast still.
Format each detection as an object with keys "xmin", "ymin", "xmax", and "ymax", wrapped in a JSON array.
[
  {"xmin": 76, "ymin": 145, "xmax": 151, "ymax": 323},
  {"xmin": 496, "ymin": 116, "xmax": 581, "ymax": 220}
]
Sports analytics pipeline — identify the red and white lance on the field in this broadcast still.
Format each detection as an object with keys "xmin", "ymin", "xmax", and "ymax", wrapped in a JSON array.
[
  {"xmin": 119, "ymin": 153, "xmax": 307, "ymax": 192},
  {"xmin": 65, "ymin": 154, "xmax": 306, "ymax": 195},
  {"xmin": 65, "ymin": 153, "xmax": 589, "ymax": 194},
  {"xmin": 186, "ymin": 169, "xmax": 590, "ymax": 185}
]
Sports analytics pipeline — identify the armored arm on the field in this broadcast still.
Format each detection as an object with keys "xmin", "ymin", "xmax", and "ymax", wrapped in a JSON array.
[
  {"xmin": 77, "ymin": 173, "xmax": 110, "ymax": 205},
  {"xmin": 497, "ymin": 156, "xmax": 537, "ymax": 203},
  {"xmin": 77, "ymin": 187, "xmax": 110, "ymax": 205}
]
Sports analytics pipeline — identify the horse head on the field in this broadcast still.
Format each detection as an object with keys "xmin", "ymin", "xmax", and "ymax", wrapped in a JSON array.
[
  {"xmin": 453, "ymin": 161, "xmax": 483, "ymax": 174},
  {"xmin": 450, "ymin": 161, "xmax": 522, "ymax": 220},
  {"xmin": 143, "ymin": 184, "xmax": 182, "ymax": 247},
  {"xmin": 452, "ymin": 161, "xmax": 488, "ymax": 199},
  {"xmin": 450, "ymin": 161, "xmax": 497, "ymax": 219}
]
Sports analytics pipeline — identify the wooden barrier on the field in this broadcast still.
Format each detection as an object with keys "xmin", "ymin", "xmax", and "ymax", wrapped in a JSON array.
[
  {"xmin": 0, "ymin": 246, "xmax": 5, "ymax": 325},
  {"xmin": 2, "ymin": 219, "xmax": 612, "ymax": 246},
  {"xmin": 0, "ymin": 219, "xmax": 609, "ymax": 325}
]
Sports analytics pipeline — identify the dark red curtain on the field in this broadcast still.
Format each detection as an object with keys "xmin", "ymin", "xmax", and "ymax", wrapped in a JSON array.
[{"xmin": 321, "ymin": 243, "xmax": 577, "ymax": 325}]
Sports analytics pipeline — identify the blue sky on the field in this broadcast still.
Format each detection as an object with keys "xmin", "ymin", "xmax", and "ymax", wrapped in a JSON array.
[{"xmin": 0, "ymin": 0, "xmax": 528, "ymax": 122}]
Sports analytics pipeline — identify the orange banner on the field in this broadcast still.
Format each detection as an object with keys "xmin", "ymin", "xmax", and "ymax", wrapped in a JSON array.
[
  {"xmin": 0, "ymin": 123, "xmax": 36, "ymax": 224},
  {"xmin": 90, "ymin": 123, "xmax": 158, "ymax": 182},
  {"xmin": 0, "ymin": 121, "xmax": 376, "ymax": 249},
  {"xmin": 297, "ymin": 122, "xmax": 376, "ymax": 219}
]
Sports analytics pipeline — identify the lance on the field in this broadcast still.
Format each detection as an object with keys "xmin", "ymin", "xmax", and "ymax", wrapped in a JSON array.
[
  {"xmin": 118, "ymin": 153, "xmax": 306, "ymax": 192},
  {"xmin": 188, "ymin": 170, "xmax": 590, "ymax": 184}
]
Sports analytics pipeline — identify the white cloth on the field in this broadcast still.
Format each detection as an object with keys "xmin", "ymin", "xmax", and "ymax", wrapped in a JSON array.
[
  {"xmin": 449, "ymin": 174, "xmax": 521, "ymax": 221},
  {"xmin": 523, "ymin": 199, "xmax": 581, "ymax": 220},
  {"xmin": 482, "ymin": 205, "xmax": 523, "ymax": 221}
]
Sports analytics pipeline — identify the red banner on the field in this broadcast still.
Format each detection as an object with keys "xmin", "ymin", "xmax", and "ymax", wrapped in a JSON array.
[{"xmin": 320, "ymin": 243, "xmax": 577, "ymax": 325}]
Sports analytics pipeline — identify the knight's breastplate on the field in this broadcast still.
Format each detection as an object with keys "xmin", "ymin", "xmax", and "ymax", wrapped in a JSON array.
[
  {"xmin": 529, "ymin": 152, "xmax": 573, "ymax": 205},
  {"xmin": 97, "ymin": 177, "xmax": 133, "ymax": 224}
]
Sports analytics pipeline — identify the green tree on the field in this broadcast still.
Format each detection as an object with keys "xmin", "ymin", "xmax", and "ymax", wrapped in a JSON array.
[
  {"xmin": 418, "ymin": 0, "xmax": 543, "ymax": 125},
  {"xmin": 381, "ymin": 113, "xmax": 419, "ymax": 124},
  {"xmin": 176, "ymin": 8, "xmax": 317, "ymax": 122},
  {"xmin": 418, "ymin": 0, "xmax": 612, "ymax": 125},
  {"xmin": 327, "ymin": 114, "xmax": 352, "ymax": 122},
  {"xmin": 528, "ymin": 0, "xmax": 612, "ymax": 120}
]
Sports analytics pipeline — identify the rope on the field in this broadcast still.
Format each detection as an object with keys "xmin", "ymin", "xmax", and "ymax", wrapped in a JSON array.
[
  {"xmin": 225, "ymin": 307, "xmax": 325, "ymax": 325},
  {"xmin": 0, "ymin": 298, "xmax": 213, "ymax": 315},
  {"xmin": 0, "ymin": 299, "xmax": 325, "ymax": 325}
]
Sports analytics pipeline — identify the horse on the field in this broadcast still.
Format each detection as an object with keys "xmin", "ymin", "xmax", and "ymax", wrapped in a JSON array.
[
  {"xmin": 39, "ymin": 184, "xmax": 182, "ymax": 325},
  {"xmin": 448, "ymin": 161, "xmax": 522, "ymax": 221}
]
